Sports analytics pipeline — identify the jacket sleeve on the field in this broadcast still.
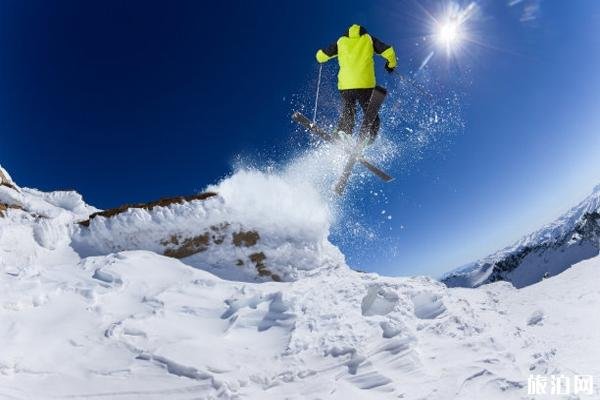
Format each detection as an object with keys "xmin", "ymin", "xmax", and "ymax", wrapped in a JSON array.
[
  {"xmin": 315, "ymin": 41, "xmax": 338, "ymax": 63},
  {"xmin": 372, "ymin": 36, "xmax": 397, "ymax": 68}
]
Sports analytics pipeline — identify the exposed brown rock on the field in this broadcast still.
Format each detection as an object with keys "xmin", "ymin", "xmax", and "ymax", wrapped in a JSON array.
[
  {"xmin": 0, "ymin": 202, "xmax": 23, "ymax": 217},
  {"xmin": 162, "ymin": 223, "xmax": 230, "ymax": 259},
  {"xmin": 160, "ymin": 235, "xmax": 180, "ymax": 246},
  {"xmin": 163, "ymin": 233, "xmax": 210, "ymax": 258},
  {"xmin": 250, "ymin": 252, "xmax": 270, "ymax": 276},
  {"xmin": 249, "ymin": 252, "xmax": 280, "ymax": 281},
  {"xmin": 0, "ymin": 182, "xmax": 17, "ymax": 191},
  {"xmin": 0, "ymin": 169, "xmax": 17, "ymax": 191},
  {"xmin": 232, "ymin": 230, "xmax": 260, "ymax": 247},
  {"xmin": 0, "ymin": 182, "xmax": 16, "ymax": 190},
  {"xmin": 210, "ymin": 223, "xmax": 229, "ymax": 245},
  {"xmin": 249, "ymin": 252, "xmax": 266, "ymax": 265},
  {"xmin": 79, "ymin": 192, "xmax": 218, "ymax": 227}
]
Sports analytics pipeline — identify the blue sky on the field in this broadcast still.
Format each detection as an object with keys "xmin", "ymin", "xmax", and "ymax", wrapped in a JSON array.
[{"xmin": 1, "ymin": 1, "xmax": 599, "ymax": 277}]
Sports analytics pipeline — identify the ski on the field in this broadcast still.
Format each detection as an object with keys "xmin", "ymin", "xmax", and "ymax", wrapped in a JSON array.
[
  {"xmin": 334, "ymin": 86, "xmax": 388, "ymax": 195},
  {"xmin": 292, "ymin": 112, "xmax": 332, "ymax": 143},
  {"xmin": 292, "ymin": 107, "xmax": 393, "ymax": 183}
]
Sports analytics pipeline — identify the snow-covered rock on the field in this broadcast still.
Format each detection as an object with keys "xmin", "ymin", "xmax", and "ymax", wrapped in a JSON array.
[
  {"xmin": 443, "ymin": 185, "xmax": 600, "ymax": 288},
  {"xmin": 0, "ymin": 164, "xmax": 22, "ymax": 217},
  {"xmin": 0, "ymin": 164, "xmax": 18, "ymax": 191},
  {"xmin": 72, "ymin": 170, "xmax": 344, "ymax": 282}
]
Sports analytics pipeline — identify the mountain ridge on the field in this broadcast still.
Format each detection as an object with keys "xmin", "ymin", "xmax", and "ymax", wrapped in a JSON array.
[{"xmin": 443, "ymin": 185, "xmax": 600, "ymax": 288}]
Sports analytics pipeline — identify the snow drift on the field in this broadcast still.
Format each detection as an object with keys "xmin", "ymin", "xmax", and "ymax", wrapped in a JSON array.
[
  {"xmin": 2, "ymin": 164, "xmax": 600, "ymax": 399},
  {"xmin": 443, "ymin": 185, "xmax": 600, "ymax": 288}
]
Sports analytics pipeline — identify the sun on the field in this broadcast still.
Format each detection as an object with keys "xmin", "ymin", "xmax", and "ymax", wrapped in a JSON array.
[
  {"xmin": 413, "ymin": 1, "xmax": 482, "ymax": 70},
  {"xmin": 437, "ymin": 20, "xmax": 461, "ymax": 48},
  {"xmin": 423, "ymin": 2, "xmax": 479, "ymax": 63}
]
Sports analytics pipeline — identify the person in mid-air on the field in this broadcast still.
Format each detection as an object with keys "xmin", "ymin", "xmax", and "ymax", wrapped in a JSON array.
[{"xmin": 316, "ymin": 24, "xmax": 397, "ymax": 145}]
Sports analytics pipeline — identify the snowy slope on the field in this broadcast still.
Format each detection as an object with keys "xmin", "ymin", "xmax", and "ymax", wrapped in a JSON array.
[
  {"xmin": 443, "ymin": 185, "xmax": 600, "ymax": 288},
  {"xmin": 1, "ymin": 165, "xmax": 599, "ymax": 399},
  {"xmin": 5, "ymin": 249, "xmax": 600, "ymax": 400}
]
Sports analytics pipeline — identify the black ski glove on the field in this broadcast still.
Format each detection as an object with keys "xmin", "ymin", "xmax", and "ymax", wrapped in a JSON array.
[{"xmin": 385, "ymin": 63, "xmax": 395, "ymax": 73}]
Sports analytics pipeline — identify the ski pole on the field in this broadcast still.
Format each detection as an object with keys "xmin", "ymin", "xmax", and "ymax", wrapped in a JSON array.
[{"xmin": 312, "ymin": 64, "xmax": 323, "ymax": 124}]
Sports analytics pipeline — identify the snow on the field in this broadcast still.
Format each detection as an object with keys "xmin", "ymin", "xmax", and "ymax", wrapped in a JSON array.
[
  {"xmin": 205, "ymin": 169, "xmax": 332, "ymax": 242},
  {"xmin": 1, "ymin": 166, "xmax": 600, "ymax": 399}
]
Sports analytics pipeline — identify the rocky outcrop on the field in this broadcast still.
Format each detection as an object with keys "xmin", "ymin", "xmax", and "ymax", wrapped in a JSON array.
[
  {"xmin": 72, "ymin": 183, "xmax": 343, "ymax": 283},
  {"xmin": 0, "ymin": 166, "xmax": 23, "ymax": 217},
  {"xmin": 1, "ymin": 166, "xmax": 342, "ymax": 283},
  {"xmin": 0, "ymin": 166, "xmax": 18, "ymax": 191}
]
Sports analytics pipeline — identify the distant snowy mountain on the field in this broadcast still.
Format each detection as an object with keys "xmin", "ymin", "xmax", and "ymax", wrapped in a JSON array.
[
  {"xmin": 443, "ymin": 185, "xmax": 600, "ymax": 288},
  {"xmin": 2, "ymin": 164, "xmax": 600, "ymax": 399}
]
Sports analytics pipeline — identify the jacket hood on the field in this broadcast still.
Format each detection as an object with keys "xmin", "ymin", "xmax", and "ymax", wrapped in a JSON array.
[{"xmin": 347, "ymin": 24, "xmax": 367, "ymax": 38}]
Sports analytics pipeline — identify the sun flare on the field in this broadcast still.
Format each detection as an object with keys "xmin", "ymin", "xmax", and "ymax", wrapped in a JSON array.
[
  {"xmin": 437, "ymin": 20, "xmax": 461, "ymax": 47},
  {"xmin": 420, "ymin": 1, "xmax": 479, "ymax": 64}
]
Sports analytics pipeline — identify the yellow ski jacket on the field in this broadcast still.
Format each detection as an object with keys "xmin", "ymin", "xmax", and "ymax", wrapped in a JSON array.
[{"xmin": 316, "ymin": 24, "xmax": 397, "ymax": 90}]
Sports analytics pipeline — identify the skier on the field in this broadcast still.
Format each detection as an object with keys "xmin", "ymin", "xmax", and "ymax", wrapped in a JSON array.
[{"xmin": 316, "ymin": 24, "xmax": 397, "ymax": 145}]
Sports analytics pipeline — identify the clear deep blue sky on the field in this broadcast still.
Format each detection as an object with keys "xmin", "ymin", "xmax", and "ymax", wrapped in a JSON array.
[{"xmin": 1, "ymin": 1, "xmax": 599, "ymax": 277}]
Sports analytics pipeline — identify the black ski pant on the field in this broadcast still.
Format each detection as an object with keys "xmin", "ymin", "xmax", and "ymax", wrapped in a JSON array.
[{"xmin": 338, "ymin": 88, "xmax": 381, "ymax": 141}]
